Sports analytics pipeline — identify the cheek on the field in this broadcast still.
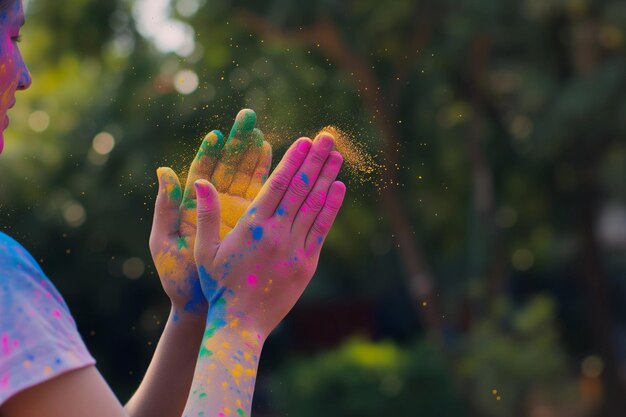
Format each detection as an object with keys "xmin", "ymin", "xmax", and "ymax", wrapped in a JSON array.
[
  {"xmin": 0, "ymin": 46, "xmax": 20, "ymax": 109},
  {"xmin": 0, "ymin": 39, "xmax": 21, "ymax": 83}
]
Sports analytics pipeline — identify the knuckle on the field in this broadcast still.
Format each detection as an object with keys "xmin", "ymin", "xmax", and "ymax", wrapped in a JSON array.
[
  {"xmin": 242, "ymin": 216, "xmax": 259, "ymax": 231},
  {"xmin": 310, "ymin": 150, "xmax": 327, "ymax": 164},
  {"xmin": 288, "ymin": 176, "xmax": 309, "ymax": 198},
  {"xmin": 304, "ymin": 191, "xmax": 326, "ymax": 212},
  {"xmin": 269, "ymin": 174, "xmax": 290, "ymax": 194},
  {"xmin": 196, "ymin": 206, "xmax": 218, "ymax": 224},
  {"xmin": 312, "ymin": 220, "xmax": 329, "ymax": 237},
  {"xmin": 327, "ymin": 199, "xmax": 342, "ymax": 211}
]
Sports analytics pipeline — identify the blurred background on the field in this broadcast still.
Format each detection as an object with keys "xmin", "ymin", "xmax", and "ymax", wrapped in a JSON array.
[{"xmin": 1, "ymin": 0, "xmax": 626, "ymax": 416}]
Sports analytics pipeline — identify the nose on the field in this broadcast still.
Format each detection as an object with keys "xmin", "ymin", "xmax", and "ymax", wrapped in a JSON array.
[{"xmin": 17, "ymin": 66, "xmax": 32, "ymax": 90}]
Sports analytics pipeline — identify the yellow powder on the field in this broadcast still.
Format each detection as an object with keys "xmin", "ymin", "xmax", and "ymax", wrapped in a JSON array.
[{"xmin": 154, "ymin": 251, "xmax": 179, "ymax": 277}]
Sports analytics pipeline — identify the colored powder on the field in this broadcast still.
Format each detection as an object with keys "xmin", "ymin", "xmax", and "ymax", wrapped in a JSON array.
[
  {"xmin": 300, "ymin": 172, "xmax": 310, "ymax": 186},
  {"xmin": 251, "ymin": 226, "xmax": 264, "ymax": 241},
  {"xmin": 183, "ymin": 198, "xmax": 196, "ymax": 209},
  {"xmin": 155, "ymin": 251, "xmax": 179, "ymax": 277},
  {"xmin": 199, "ymin": 266, "xmax": 218, "ymax": 294},
  {"xmin": 195, "ymin": 130, "xmax": 225, "ymax": 161},
  {"xmin": 218, "ymin": 193, "xmax": 249, "ymax": 232},
  {"xmin": 229, "ymin": 110, "xmax": 257, "ymax": 143},
  {"xmin": 199, "ymin": 346, "xmax": 213, "ymax": 358},
  {"xmin": 246, "ymin": 274, "xmax": 258, "ymax": 286},
  {"xmin": 184, "ymin": 274, "xmax": 206, "ymax": 314},
  {"xmin": 177, "ymin": 237, "xmax": 188, "ymax": 250},
  {"xmin": 316, "ymin": 126, "xmax": 380, "ymax": 180},
  {"xmin": 169, "ymin": 183, "xmax": 182, "ymax": 201}
]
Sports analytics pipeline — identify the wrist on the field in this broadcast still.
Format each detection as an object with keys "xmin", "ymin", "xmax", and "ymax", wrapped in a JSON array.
[
  {"xmin": 170, "ymin": 304, "xmax": 208, "ymax": 327},
  {"xmin": 204, "ymin": 309, "xmax": 268, "ymax": 349}
]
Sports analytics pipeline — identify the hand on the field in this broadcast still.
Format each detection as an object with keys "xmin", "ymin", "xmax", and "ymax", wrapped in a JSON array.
[
  {"xmin": 149, "ymin": 109, "xmax": 272, "ymax": 317},
  {"xmin": 193, "ymin": 133, "xmax": 346, "ymax": 338}
]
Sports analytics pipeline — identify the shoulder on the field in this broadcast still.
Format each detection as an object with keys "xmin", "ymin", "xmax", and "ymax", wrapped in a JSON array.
[
  {"xmin": 0, "ymin": 231, "xmax": 71, "ymax": 318},
  {"xmin": 0, "ymin": 231, "xmax": 67, "ymax": 315},
  {"xmin": 0, "ymin": 233, "xmax": 96, "ymax": 407},
  {"xmin": 0, "ymin": 232, "xmax": 44, "ymax": 279}
]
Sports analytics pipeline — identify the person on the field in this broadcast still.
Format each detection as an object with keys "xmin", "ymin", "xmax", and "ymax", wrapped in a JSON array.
[{"xmin": 0, "ymin": 1, "xmax": 347, "ymax": 416}]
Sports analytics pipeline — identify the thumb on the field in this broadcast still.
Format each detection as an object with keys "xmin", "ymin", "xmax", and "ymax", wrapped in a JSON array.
[
  {"xmin": 194, "ymin": 179, "xmax": 221, "ymax": 263},
  {"xmin": 150, "ymin": 167, "xmax": 182, "ymax": 252}
]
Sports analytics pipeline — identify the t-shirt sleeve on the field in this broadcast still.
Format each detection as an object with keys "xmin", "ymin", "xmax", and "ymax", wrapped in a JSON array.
[{"xmin": 0, "ymin": 232, "xmax": 96, "ymax": 406}]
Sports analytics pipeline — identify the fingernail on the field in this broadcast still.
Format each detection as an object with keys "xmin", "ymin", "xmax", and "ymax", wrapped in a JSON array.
[
  {"xmin": 194, "ymin": 181, "xmax": 211, "ymax": 198},
  {"xmin": 297, "ymin": 140, "xmax": 311, "ymax": 153},
  {"xmin": 319, "ymin": 135, "xmax": 334, "ymax": 150}
]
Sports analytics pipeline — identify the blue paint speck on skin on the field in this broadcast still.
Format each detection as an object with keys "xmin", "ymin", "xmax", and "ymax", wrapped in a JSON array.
[
  {"xmin": 276, "ymin": 205, "xmax": 285, "ymax": 216},
  {"xmin": 248, "ymin": 207, "xmax": 257, "ymax": 216},
  {"xmin": 300, "ymin": 172, "xmax": 310, "ymax": 186},
  {"xmin": 199, "ymin": 266, "xmax": 218, "ymax": 295},
  {"xmin": 252, "ymin": 226, "xmax": 264, "ymax": 241},
  {"xmin": 317, "ymin": 236, "xmax": 323, "ymax": 245},
  {"xmin": 173, "ymin": 311, "xmax": 179, "ymax": 322},
  {"xmin": 184, "ymin": 275, "xmax": 206, "ymax": 313},
  {"xmin": 199, "ymin": 266, "xmax": 228, "ymax": 330}
]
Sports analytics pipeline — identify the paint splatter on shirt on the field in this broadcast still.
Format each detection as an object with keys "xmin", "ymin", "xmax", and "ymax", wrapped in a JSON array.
[{"xmin": 0, "ymin": 232, "xmax": 95, "ymax": 406}]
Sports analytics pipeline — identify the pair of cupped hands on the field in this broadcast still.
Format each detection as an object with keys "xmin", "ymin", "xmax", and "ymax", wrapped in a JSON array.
[{"xmin": 149, "ymin": 109, "xmax": 346, "ymax": 340}]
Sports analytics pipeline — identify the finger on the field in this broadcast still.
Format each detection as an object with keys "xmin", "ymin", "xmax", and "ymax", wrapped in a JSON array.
[
  {"xmin": 194, "ymin": 179, "xmax": 221, "ymax": 263},
  {"xmin": 250, "ymin": 137, "xmax": 312, "ymax": 219},
  {"xmin": 305, "ymin": 181, "xmax": 346, "ymax": 253},
  {"xmin": 150, "ymin": 167, "xmax": 183, "ymax": 253},
  {"xmin": 179, "ymin": 131, "xmax": 225, "ymax": 240},
  {"xmin": 211, "ymin": 109, "xmax": 260, "ymax": 192},
  {"xmin": 244, "ymin": 141, "xmax": 272, "ymax": 201},
  {"xmin": 275, "ymin": 133, "xmax": 335, "ymax": 221},
  {"xmin": 292, "ymin": 151, "xmax": 343, "ymax": 240},
  {"xmin": 182, "ymin": 130, "xmax": 225, "ymax": 202},
  {"xmin": 227, "ymin": 137, "xmax": 268, "ymax": 198}
]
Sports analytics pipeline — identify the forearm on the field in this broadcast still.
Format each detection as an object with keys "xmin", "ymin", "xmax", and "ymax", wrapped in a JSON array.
[
  {"xmin": 182, "ymin": 312, "xmax": 265, "ymax": 417},
  {"xmin": 125, "ymin": 307, "xmax": 206, "ymax": 417}
]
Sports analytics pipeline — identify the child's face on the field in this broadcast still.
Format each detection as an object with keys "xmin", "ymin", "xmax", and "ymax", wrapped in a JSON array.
[{"xmin": 0, "ymin": 0, "xmax": 31, "ymax": 155}]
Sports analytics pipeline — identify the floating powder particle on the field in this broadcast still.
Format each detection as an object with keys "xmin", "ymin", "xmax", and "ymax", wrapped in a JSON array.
[{"xmin": 315, "ymin": 125, "xmax": 383, "ymax": 188}]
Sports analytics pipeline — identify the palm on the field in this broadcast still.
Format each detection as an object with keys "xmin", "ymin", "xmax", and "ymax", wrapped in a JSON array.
[{"xmin": 179, "ymin": 109, "xmax": 271, "ymax": 240}]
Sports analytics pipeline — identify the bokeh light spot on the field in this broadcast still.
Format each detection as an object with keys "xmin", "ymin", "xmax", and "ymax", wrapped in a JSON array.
[
  {"xmin": 174, "ymin": 69, "xmax": 199, "ymax": 95},
  {"xmin": 123, "ymin": 257, "xmax": 145, "ymax": 279},
  {"xmin": 28, "ymin": 110, "xmax": 50, "ymax": 132},
  {"xmin": 512, "ymin": 249, "xmax": 534, "ymax": 271},
  {"xmin": 92, "ymin": 132, "xmax": 116, "ymax": 155}
]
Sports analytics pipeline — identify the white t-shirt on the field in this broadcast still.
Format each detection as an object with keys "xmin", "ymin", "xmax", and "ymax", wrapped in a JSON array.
[{"xmin": 0, "ymin": 231, "xmax": 95, "ymax": 406}]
